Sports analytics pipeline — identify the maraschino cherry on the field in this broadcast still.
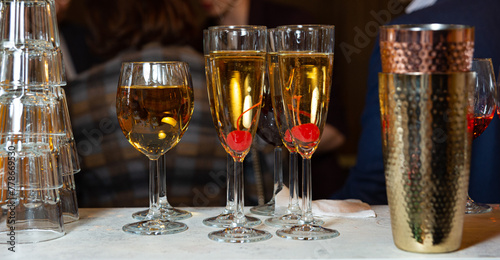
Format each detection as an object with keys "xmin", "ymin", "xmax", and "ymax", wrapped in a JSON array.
[
  {"xmin": 227, "ymin": 130, "xmax": 252, "ymax": 152},
  {"xmin": 284, "ymin": 129, "xmax": 293, "ymax": 143},
  {"xmin": 291, "ymin": 123, "xmax": 320, "ymax": 144},
  {"xmin": 226, "ymin": 100, "xmax": 262, "ymax": 152}
]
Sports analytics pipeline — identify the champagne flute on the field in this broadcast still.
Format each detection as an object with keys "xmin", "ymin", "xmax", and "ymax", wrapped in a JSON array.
[
  {"xmin": 266, "ymin": 28, "xmax": 301, "ymax": 224},
  {"xmin": 202, "ymin": 29, "xmax": 261, "ymax": 227},
  {"xmin": 116, "ymin": 61, "xmax": 194, "ymax": 235},
  {"xmin": 466, "ymin": 58, "xmax": 496, "ymax": 214},
  {"xmin": 265, "ymin": 28, "xmax": 323, "ymax": 228},
  {"xmin": 250, "ymin": 34, "xmax": 285, "ymax": 215},
  {"xmin": 206, "ymin": 25, "xmax": 271, "ymax": 243},
  {"xmin": 275, "ymin": 25, "xmax": 339, "ymax": 240}
]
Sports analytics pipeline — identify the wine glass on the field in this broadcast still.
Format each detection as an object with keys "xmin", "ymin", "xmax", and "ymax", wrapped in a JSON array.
[
  {"xmin": 132, "ymin": 63, "xmax": 193, "ymax": 220},
  {"xmin": 275, "ymin": 25, "xmax": 339, "ymax": 240},
  {"xmin": 131, "ymin": 155, "xmax": 193, "ymax": 221},
  {"xmin": 202, "ymin": 29, "xmax": 261, "ymax": 228},
  {"xmin": 130, "ymin": 63, "xmax": 194, "ymax": 220},
  {"xmin": 116, "ymin": 61, "xmax": 194, "ymax": 235},
  {"xmin": 497, "ymin": 66, "xmax": 500, "ymax": 118},
  {"xmin": 466, "ymin": 58, "xmax": 496, "ymax": 214},
  {"xmin": 206, "ymin": 25, "xmax": 271, "ymax": 243},
  {"xmin": 265, "ymin": 28, "xmax": 323, "ymax": 228},
  {"xmin": 250, "ymin": 30, "xmax": 284, "ymax": 216},
  {"xmin": 131, "ymin": 72, "xmax": 193, "ymax": 221}
]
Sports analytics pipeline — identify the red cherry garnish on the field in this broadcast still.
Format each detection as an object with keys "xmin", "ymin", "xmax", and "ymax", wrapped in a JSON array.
[
  {"xmin": 291, "ymin": 123, "xmax": 320, "ymax": 144},
  {"xmin": 227, "ymin": 130, "xmax": 252, "ymax": 152},
  {"xmin": 284, "ymin": 129, "xmax": 293, "ymax": 143}
]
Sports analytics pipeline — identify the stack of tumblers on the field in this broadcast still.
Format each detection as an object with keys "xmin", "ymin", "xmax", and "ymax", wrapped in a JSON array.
[{"xmin": 0, "ymin": 0, "xmax": 80, "ymax": 243}]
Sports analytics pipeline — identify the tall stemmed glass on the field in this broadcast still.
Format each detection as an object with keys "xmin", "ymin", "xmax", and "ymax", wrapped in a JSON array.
[
  {"xmin": 265, "ymin": 28, "xmax": 323, "ymax": 228},
  {"xmin": 202, "ymin": 29, "xmax": 261, "ymax": 228},
  {"xmin": 131, "ymin": 158, "xmax": 193, "ymax": 221},
  {"xmin": 131, "ymin": 68, "xmax": 193, "ymax": 222},
  {"xmin": 497, "ymin": 66, "xmax": 500, "ymax": 118},
  {"xmin": 466, "ymin": 58, "xmax": 496, "ymax": 214},
  {"xmin": 275, "ymin": 25, "xmax": 339, "ymax": 240},
  {"xmin": 250, "ymin": 29, "xmax": 285, "ymax": 217},
  {"xmin": 206, "ymin": 25, "xmax": 271, "ymax": 243},
  {"xmin": 116, "ymin": 62, "xmax": 194, "ymax": 235}
]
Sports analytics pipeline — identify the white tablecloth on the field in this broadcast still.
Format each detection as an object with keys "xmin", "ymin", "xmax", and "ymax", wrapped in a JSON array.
[{"xmin": 2, "ymin": 205, "xmax": 499, "ymax": 259}]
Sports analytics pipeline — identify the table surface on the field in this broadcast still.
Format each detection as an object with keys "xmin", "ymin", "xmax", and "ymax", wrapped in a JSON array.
[{"xmin": 1, "ymin": 205, "xmax": 499, "ymax": 259}]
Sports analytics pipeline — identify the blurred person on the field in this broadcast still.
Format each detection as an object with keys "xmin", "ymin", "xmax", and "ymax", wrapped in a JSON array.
[
  {"xmin": 199, "ymin": 0, "xmax": 314, "ymax": 27},
  {"xmin": 197, "ymin": 0, "xmax": 348, "ymax": 200},
  {"xmin": 67, "ymin": 0, "xmax": 228, "ymax": 207},
  {"xmin": 56, "ymin": 0, "xmax": 98, "ymax": 81},
  {"xmin": 332, "ymin": 0, "xmax": 500, "ymax": 204},
  {"xmin": 55, "ymin": 0, "xmax": 71, "ymax": 21}
]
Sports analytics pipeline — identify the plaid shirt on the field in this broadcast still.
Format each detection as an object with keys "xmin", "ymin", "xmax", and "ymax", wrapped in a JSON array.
[{"xmin": 66, "ymin": 45, "xmax": 228, "ymax": 207}]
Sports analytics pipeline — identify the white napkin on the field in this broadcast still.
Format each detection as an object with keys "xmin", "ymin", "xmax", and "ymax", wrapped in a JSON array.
[{"xmin": 275, "ymin": 186, "xmax": 376, "ymax": 218}]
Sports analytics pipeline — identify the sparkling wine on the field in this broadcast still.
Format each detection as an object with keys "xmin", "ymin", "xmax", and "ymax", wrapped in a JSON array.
[
  {"xmin": 205, "ymin": 54, "xmax": 220, "ymax": 129},
  {"xmin": 210, "ymin": 51, "xmax": 265, "ymax": 159},
  {"xmin": 256, "ymin": 65, "xmax": 283, "ymax": 147},
  {"xmin": 116, "ymin": 85, "xmax": 193, "ymax": 159},
  {"xmin": 279, "ymin": 52, "xmax": 333, "ymax": 156},
  {"xmin": 472, "ymin": 114, "xmax": 493, "ymax": 139},
  {"xmin": 268, "ymin": 52, "xmax": 295, "ymax": 152}
]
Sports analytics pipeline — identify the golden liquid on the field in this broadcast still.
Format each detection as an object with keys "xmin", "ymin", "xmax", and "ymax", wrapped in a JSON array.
[
  {"xmin": 278, "ymin": 52, "xmax": 333, "ymax": 157},
  {"xmin": 210, "ymin": 51, "xmax": 266, "ymax": 159},
  {"xmin": 268, "ymin": 52, "xmax": 296, "ymax": 152},
  {"xmin": 205, "ymin": 55, "xmax": 221, "ymax": 130},
  {"xmin": 116, "ymin": 85, "xmax": 193, "ymax": 160}
]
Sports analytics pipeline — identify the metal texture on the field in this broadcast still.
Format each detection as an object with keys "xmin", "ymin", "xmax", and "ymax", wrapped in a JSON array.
[
  {"xmin": 379, "ymin": 72, "xmax": 474, "ymax": 253},
  {"xmin": 380, "ymin": 24, "xmax": 474, "ymax": 73}
]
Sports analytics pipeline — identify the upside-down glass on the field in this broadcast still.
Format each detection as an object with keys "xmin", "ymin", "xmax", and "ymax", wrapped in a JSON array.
[
  {"xmin": 202, "ymin": 29, "xmax": 261, "ymax": 228},
  {"xmin": 0, "ymin": 88, "xmax": 65, "ymax": 243},
  {"xmin": 275, "ymin": 25, "xmax": 339, "ymax": 240},
  {"xmin": 466, "ymin": 58, "xmax": 496, "ymax": 214},
  {"xmin": 0, "ymin": 0, "xmax": 74, "ymax": 242},
  {"xmin": 116, "ymin": 61, "xmax": 194, "ymax": 235},
  {"xmin": 52, "ymin": 86, "xmax": 81, "ymax": 223},
  {"xmin": 265, "ymin": 28, "xmax": 323, "ymax": 228},
  {"xmin": 0, "ymin": 0, "xmax": 60, "ymax": 50},
  {"xmin": 0, "ymin": 133, "xmax": 65, "ymax": 243},
  {"xmin": 206, "ymin": 25, "xmax": 271, "ymax": 243}
]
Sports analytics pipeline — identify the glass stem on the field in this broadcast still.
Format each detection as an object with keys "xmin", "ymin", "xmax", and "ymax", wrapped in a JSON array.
[
  {"xmin": 272, "ymin": 146, "xmax": 284, "ymax": 201},
  {"xmin": 301, "ymin": 158, "xmax": 313, "ymax": 224},
  {"xmin": 148, "ymin": 158, "xmax": 162, "ymax": 219},
  {"xmin": 224, "ymin": 154, "xmax": 235, "ymax": 213},
  {"xmin": 232, "ymin": 158, "xmax": 246, "ymax": 227},
  {"xmin": 288, "ymin": 151, "xmax": 300, "ymax": 214},
  {"xmin": 159, "ymin": 155, "xmax": 172, "ymax": 209}
]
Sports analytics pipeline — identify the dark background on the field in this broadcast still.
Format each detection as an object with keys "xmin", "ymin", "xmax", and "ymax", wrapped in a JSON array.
[{"xmin": 64, "ymin": 0, "xmax": 410, "ymax": 170}]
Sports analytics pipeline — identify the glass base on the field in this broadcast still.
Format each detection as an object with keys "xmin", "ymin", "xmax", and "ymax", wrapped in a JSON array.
[
  {"xmin": 132, "ymin": 208, "xmax": 192, "ymax": 221},
  {"xmin": 202, "ymin": 213, "xmax": 261, "ymax": 228},
  {"xmin": 0, "ymin": 229, "xmax": 65, "ymax": 244},
  {"xmin": 122, "ymin": 220, "xmax": 187, "ymax": 235},
  {"xmin": 250, "ymin": 201, "xmax": 274, "ymax": 216},
  {"xmin": 276, "ymin": 224, "xmax": 339, "ymax": 240},
  {"xmin": 63, "ymin": 214, "xmax": 79, "ymax": 224},
  {"xmin": 208, "ymin": 227, "xmax": 272, "ymax": 243},
  {"xmin": 465, "ymin": 200, "xmax": 492, "ymax": 214},
  {"xmin": 265, "ymin": 213, "xmax": 324, "ymax": 228}
]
